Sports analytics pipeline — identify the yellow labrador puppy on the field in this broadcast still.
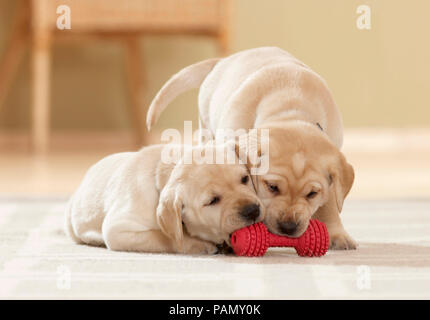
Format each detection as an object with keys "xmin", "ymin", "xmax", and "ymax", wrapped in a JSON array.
[
  {"xmin": 65, "ymin": 143, "xmax": 263, "ymax": 254},
  {"xmin": 146, "ymin": 47, "xmax": 356, "ymax": 250}
]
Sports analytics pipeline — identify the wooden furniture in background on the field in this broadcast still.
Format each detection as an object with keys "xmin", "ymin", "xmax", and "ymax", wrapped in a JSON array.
[{"xmin": 0, "ymin": 0, "xmax": 231, "ymax": 154}]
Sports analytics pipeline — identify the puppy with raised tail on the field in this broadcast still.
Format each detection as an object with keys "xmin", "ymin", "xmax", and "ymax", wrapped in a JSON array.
[
  {"xmin": 65, "ymin": 142, "xmax": 264, "ymax": 254},
  {"xmin": 146, "ymin": 47, "xmax": 356, "ymax": 250}
]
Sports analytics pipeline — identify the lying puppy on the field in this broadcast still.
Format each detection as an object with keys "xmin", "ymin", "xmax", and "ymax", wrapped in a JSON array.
[
  {"xmin": 146, "ymin": 47, "xmax": 356, "ymax": 250},
  {"xmin": 65, "ymin": 143, "xmax": 264, "ymax": 254}
]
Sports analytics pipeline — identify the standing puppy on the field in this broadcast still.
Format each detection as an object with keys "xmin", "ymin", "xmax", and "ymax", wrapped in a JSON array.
[
  {"xmin": 146, "ymin": 47, "xmax": 356, "ymax": 250},
  {"xmin": 65, "ymin": 143, "xmax": 264, "ymax": 254}
]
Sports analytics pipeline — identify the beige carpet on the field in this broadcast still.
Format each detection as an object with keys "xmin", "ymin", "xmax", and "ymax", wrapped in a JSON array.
[{"xmin": 0, "ymin": 197, "xmax": 429, "ymax": 299}]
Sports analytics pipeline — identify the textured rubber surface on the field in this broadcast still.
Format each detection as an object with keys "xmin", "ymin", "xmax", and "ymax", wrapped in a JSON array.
[{"xmin": 231, "ymin": 219, "xmax": 329, "ymax": 257}]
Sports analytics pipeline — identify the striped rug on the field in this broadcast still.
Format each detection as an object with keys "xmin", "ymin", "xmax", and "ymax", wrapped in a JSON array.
[{"xmin": 1, "ymin": 197, "xmax": 429, "ymax": 299}]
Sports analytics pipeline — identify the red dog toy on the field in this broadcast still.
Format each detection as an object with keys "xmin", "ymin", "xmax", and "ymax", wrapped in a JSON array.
[{"xmin": 231, "ymin": 219, "xmax": 329, "ymax": 257}]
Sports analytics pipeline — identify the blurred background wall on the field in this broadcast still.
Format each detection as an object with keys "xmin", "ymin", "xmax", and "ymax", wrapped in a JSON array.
[
  {"xmin": 0, "ymin": 0, "xmax": 429, "ymax": 134},
  {"xmin": 0, "ymin": 0, "xmax": 429, "ymax": 198}
]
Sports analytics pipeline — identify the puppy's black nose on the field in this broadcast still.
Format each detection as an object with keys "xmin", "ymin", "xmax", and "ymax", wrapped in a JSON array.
[
  {"xmin": 278, "ymin": 221, "xmax": 298, "ymax": 235},
  {"xmin": 240, "ymin": 204, "xmax": 260, "ymax": 221}
]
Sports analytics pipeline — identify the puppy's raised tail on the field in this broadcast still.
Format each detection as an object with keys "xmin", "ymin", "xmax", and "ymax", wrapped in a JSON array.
[{"xmin": 146, "ymin": 58, "xmax": 220, "ymax": 131}]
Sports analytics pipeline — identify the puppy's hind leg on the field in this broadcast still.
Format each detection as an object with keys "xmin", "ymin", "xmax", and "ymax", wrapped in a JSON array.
[
  {"xmin": 64, "ymin": 198, "xmax": 105, "ymax": 246},
  {"xmin": 78, "ymin": 231, "xmax": 105, "ymax": 247},
  {"xmin": 64, "ymin": 198, "xmax": 83, "ymax": 244},
  {"xmin": 312, "ymin": 192, "xmax": 357, "ymax": 250}
]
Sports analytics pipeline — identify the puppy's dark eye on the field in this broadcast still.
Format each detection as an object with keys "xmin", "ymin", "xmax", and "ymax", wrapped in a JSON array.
[
  {"xmin": 306, "ymin": 191, "xmax": 318, "ymax": 199},
  {"xmin": 265, "ymin": 182, "xmax": 279, "ymax": 194},
  {"xmin": 241, "ymin": 175, "xmax": 249, "ymax": 184},
  {"xmin": 207, "ymin": 196, "xmax": 220, "ymax": 206}
]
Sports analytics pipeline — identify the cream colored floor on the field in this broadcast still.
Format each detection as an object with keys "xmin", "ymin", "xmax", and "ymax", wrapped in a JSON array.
[{"xmin": 0, "ymin": 129, "xmax": 429, "ymax": 199}]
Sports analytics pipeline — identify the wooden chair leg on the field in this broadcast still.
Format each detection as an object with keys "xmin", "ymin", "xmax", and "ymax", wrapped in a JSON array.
[
  {"xmin": 31, "ymin": 0, "xmax": 52, "ymax": 154},
  {"xmin": 31, "ymin": 33, "xmax": 51, "ymax": 154},
  {"xmin": 124, "ymin": 37, "xmax": 147, "ymax": 147},
  {"xmin": 217, "ymin": 26, "xmax": 230, "ymax": 56},
  {"xmin": 217, "ymin": 0, "xmax": 231, "ymax": 56},
  {"xmin": 0, "ymin": 0, "xmax": 29, "ymax": 112}
]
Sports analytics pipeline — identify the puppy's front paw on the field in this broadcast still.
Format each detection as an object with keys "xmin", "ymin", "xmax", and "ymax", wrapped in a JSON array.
[
  {"xmin": 216, "ymin": 242, "xmax": 234, "ymax": 255},
  {"xmin": 329, "ymin": 231, "xmax": 357, "ymax": 250},
  {"xmin": 201, "ymin": 242, "xmax": 218, "ymax": 255},
  {"xmin": 183, "ymin": 238, "xmax": 218, "ymax": 255}
]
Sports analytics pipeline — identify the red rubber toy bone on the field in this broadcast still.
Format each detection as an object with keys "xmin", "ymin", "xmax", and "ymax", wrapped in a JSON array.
[{"xmin": 231, "ymin": 219, "xmax": 329, "ymax": 257}]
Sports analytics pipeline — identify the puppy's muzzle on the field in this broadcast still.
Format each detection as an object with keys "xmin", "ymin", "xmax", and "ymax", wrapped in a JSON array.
[
  {"xmin": 278, "ymin": 220, "xmax": 299, "ymax": 236},
  {"xmin": 239, "ymin": 203, "xmax": 261, "ymax": 221}
]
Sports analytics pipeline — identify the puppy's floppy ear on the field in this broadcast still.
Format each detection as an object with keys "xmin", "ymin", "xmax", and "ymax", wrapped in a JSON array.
[
  {"xmin": 328, "ymin": 153, "xmax": 355, "ymax": 213},
  {"xmin": 156, "ymin": 187, "xmax": 184, "ymax": 252}
]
